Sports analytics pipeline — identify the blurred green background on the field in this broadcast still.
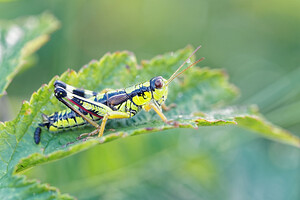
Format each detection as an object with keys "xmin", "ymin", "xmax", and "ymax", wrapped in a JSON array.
[{"xmin": 0, "ymin": 0, "xmax": 299, "ymax": 199}]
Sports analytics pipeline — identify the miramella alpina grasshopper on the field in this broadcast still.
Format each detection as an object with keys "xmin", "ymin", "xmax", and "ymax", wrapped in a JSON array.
[{"xmin": 34, "ymin": 46, "xmax": 204, "ymax": 144}]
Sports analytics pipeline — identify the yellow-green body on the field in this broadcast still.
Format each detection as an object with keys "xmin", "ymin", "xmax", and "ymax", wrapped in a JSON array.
[
  {"xmin": 42, "ymin": 76, "xmax": 168, "ymax": 132},
  {"xmin": 34, "ymin": 45, "xmax": 203, "ymax": 144}
]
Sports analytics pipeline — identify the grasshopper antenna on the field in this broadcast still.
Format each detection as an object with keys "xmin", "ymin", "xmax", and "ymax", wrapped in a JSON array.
[{"xmin": 166, "ymin": 46, "xmax": 204, "ymax": 86}]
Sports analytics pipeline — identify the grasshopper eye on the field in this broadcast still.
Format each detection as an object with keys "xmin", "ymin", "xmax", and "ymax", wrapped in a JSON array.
[{"xmin": 155, "ymin": 78, "xmax": 163, "ymax": 89}]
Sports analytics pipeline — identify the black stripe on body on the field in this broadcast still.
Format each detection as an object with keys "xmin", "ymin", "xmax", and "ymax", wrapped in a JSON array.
[
  {"xmin": 118, "ymin": 84, "xmax": 151, "ymax": 114},
  {"xmin": 91, "ymin": 84, "xmax": 150, "ymax": 110},
  {"xmin": 129, "ymin": 101, "xmax": 135, "ymax": 115},
  {"xmin": 117, "ymin": 99, "xmax": 139, "ymax": 116},
  {"xmin": 128, "ymin": 85, "xmax": 150, "ymax": 98},
  {"xmin": 73, "ymin": 89, "xmax": 85, "ymax": 97},
  {"xmin": 46, "ymin": 109, "xmax": 100, "ymax": 131},
  {"xmin": 128, "ymin": 84, "xmax": 151, "ymax": 107}
]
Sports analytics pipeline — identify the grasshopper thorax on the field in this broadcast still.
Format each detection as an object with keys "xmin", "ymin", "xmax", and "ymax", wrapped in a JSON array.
[{"xmin": 150, "ymin": 76, "xmax": 168, "ymax": 105}]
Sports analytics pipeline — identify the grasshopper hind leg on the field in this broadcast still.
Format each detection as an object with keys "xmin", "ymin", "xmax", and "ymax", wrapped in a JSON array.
[
  {"xmin": 54, "ymin": 84, "xmax": 131, "ymax": 143},
  {"xmin": 54, "ymin": 80, "xmax": 98, "ymax": 98},
  {"xmin": 76, "ymin": 111, "xmax": 130, "ymax": 141}
]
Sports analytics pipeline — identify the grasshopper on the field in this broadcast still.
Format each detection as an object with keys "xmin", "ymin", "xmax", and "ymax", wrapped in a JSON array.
[{"xmin": 34, "ymin": 46, "xmax": 204, "ymax": 144}]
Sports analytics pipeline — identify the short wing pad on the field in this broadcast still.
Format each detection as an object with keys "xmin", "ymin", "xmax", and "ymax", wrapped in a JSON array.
[{"xmin": 107, "ymin": 93, "xmax": 130, "ymax": 106}]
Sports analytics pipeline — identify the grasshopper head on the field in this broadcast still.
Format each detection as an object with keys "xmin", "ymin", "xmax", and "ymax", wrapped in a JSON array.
[
  {"xmin": 150, "ymin": 76, "xmax": 168, "ymax": 105},
  {"xmin": 148, "ymin": 46, "xmax": 204, "ymax": 107}
]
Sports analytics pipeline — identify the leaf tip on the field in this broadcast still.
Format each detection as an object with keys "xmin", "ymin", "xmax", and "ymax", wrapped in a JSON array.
[
  {"xmin": 54, "ymin": 75, "xmax": 59, "ymax": 79},
  {"xmin": 22, "ymin": 100, "xmax": 29, "ymax": 105},
  {"xmin": 89, "ymin": 59, "xmax": 98, "ymax": 64}
]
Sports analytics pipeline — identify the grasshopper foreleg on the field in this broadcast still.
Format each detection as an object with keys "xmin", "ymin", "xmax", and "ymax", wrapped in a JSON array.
[{"xmin": 144, "ymin": 102, "xmax": 179, "ymax": 126}]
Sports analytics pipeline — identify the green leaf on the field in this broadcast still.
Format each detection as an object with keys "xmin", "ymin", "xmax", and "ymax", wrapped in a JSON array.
[
  {"xmin": 0, "ymin": 46, "xmax": 299, "ymax": 199},
  {"xmin": 0, "ymin": 174, "xmax": 73, "ymax": 200},
  {"xmin": 0, "ymin": 12, "xmax": 60, "ymax": 97}
]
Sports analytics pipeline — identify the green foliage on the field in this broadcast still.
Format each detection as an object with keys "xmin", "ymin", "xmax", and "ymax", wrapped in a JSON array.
[
  {"xmin": 0, "ymin": 175, "xmax": 72, "ymax": 200},
  {"xmin": 0, "ymin": 13, "xmax": 60, "ymax": 97},
  {"xmin": 0, "ymin": 46, "xmax": 299, "ymax": 199}
]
